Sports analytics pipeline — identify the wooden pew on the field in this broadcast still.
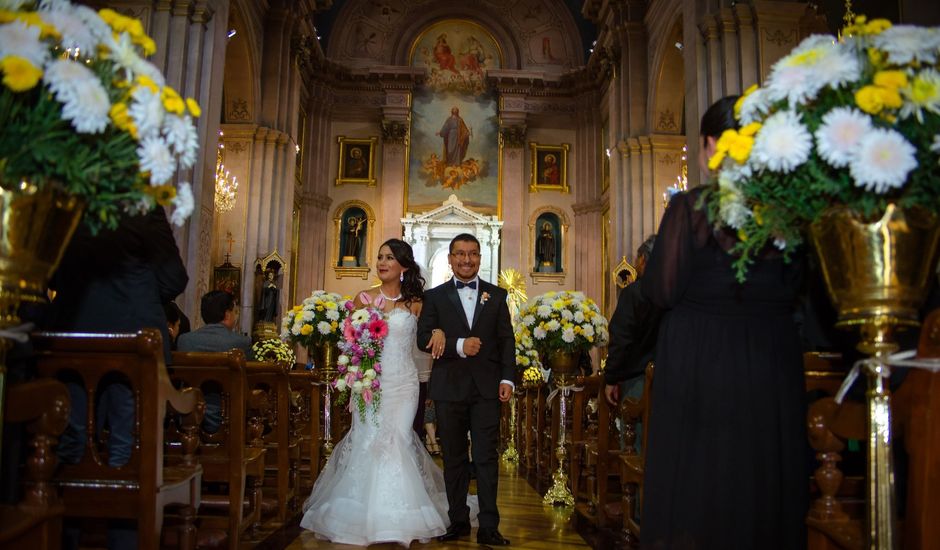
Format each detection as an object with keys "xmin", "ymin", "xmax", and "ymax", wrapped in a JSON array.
[
  {"xmin": 0, "ymin": 378, "xmax": 69, "ymax": 549},
  {"xmin": 619, "ymin": 363, "xmax": 654, "ymax": 545},
  {"xmin": 32, "ymin": 329, "xmax": 203, "ymax": 550},
  {"xmin": 170, "ymin": 350, "xmax": 268, "ymax": 549},
  {"xmin": 288, "ymin": 370, "xmax": 322, "ymax": 492},
  {"xmin": 245, "ymin": 360, "xmax": 297, "ymax": 521},
  {"xmin": 569, "ymin": 375, "xmax": 602, "ymax": 520}
]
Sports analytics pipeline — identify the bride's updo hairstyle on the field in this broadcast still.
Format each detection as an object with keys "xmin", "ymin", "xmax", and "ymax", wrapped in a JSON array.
[{"xmin": 382, "ymin": 238, "xmax": 426, "ymax": 306}]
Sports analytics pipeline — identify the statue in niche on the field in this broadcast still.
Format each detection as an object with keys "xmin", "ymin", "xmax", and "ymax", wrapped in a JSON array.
[
  {"xmin": 257, "ymin": 269, "xmax": 279, "ymax": 323},
  {"xmin": 342, "ymin": 215, "xmax": 367, "ymax": 265},
  {"xmin": 537, "ymin": 221, "xmax": 556, "ymax": 271}
]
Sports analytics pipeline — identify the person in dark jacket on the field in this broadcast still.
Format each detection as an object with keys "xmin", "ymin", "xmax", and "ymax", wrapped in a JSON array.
[{"xmin": 603, "ymin": 235, "xmax": 660, "ymax": 451}]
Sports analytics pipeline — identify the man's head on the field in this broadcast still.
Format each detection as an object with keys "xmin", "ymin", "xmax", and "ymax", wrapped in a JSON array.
[
  {"xmin": 201, "ymin": 290, "xmax": 238, "ymax": 329},
  {"xmin": 449, "ymin": 233, "xmax": 481, "ymax": 281},
  {"xmin": 635, "ymin": 234, "xmax": 656, "ymax": 277}
]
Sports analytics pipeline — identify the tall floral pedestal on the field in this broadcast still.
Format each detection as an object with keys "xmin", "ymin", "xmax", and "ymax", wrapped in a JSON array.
[
  {"xmin": 0, "ymin": 184, "xmax": 83, "ymax": 458},
  {"xmin": 542, "ymin": 350, "xmax": 579, "ymax": 507},
  {"xmin": 810, "ymin": 204, "xmax": 940, "ymax": 550},
  {"xmin": 309, "ymin": 342, "xmax": 339, "ymax": 457}
]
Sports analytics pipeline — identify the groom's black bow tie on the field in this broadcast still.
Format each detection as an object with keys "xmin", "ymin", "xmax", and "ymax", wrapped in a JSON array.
[{"xmin": 456, "ymin": 280, "xmax": 477, "ymax": 289}]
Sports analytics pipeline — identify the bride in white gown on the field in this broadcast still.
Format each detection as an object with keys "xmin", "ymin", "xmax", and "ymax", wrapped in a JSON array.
[{"xmin": 301, "ymin": 239, "xmax": 453, "ymax": 546}]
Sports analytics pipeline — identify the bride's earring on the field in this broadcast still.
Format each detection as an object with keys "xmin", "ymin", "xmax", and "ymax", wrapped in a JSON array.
[{"xmin": 400, "ymin": 272, "xmax": 404, "ymax": 282}]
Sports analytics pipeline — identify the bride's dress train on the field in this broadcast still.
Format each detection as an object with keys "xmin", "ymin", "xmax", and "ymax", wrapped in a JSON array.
[{"xmin": 300, "ymin": 308, "xmax": 450, "ymax": 546}]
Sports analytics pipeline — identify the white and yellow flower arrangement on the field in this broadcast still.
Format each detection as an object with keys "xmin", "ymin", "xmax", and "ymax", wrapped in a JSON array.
[
  {"xmin": 514, "ymin": 290, "xmax": 610, "ymax": 356},
  {"xmin": 703, "ymin": 17, "xmax": 940, "ymax": 280},
  {"xmin": 280, "ymin": 290, "xmax": 354, "ymax": 349},
  {"xmin": 0, "ymin": 0, "xmax": 200, "ymax": 231},
  {"xmin": 251, "ymin": 338, "xmax": 296, "ymax": 365}
]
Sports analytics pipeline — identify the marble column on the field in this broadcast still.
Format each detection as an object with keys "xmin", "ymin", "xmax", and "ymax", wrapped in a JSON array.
[{"xmin": 496, "ymin": 89, "xmax": 529, "ymax": 275}]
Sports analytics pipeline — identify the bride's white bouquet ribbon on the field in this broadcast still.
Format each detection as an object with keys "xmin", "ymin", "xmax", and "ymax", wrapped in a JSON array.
[{"xmin": 835, "ymin": 349, "xmax": 940, "ymax": 404}]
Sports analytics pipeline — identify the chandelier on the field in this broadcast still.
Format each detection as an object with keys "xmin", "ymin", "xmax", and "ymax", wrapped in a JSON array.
[
  {"xmin": 214, "ymin": 130, "xmax": 238, "ymax": 213},
  {"xmin": 663, "ymin": 144, "xmax": 688, "ymax": 208}
]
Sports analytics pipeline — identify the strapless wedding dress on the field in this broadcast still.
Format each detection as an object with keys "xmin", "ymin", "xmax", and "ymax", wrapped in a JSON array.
[{"xmin": 300, "ymin": 308, "xmax": 449, "ymax": 546}]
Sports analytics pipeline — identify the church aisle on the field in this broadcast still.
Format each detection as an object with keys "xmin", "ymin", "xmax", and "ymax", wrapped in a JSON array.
[{"xmin": 283, "ymin": 463, "xmax": 590, "ymax": 549}]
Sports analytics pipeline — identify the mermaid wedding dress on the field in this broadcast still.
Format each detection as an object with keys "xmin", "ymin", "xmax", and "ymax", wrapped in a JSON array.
[{"xmin": 300, "ymin": 308, "xmax": 449, "ymax": 546}]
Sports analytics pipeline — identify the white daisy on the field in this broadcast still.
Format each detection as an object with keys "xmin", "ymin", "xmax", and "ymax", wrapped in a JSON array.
[
  {"xmin": 899, "ymin": 68, "xmax": 940, "ymax": 123},
  {"xmin": 43, "ymin": 59, "xmax": 110, "ymax": 133},
  {"xmin": 573, "ymin": 310, "xmax": 585, "ymax": 323},
  {"xmin": 536, "ymin": 305, "xmax": 552, "ymax": 318},
  {"xmin": 560, "ymin": 308, "xmax": 573, "ymax": 321},
  {"xmin": 749, "ymin": 110, "xmax": 812, "ymax": 173},
  {"xmin": 873, "ymin": 25, "xmax": 940, "ymax": 65},
  {"xmin": 737, "ymin": 87, "xmax": 772, "ymax": 125},
  {"xmin": 325, "ymin": 309, "xmax": 339, "ymax": 321},
  {"xmin": 815, "ymin": 107, "xmax": 872, "ymax": 168},
  {"xmin": 0, "ymin": 22, "xmax": 49, "ymax": 68},
  {"xmin": 162, "ymin": 114, "xmax": 198, "ymax": 168},
  {"xmin": 102, "ymin": 31, "xmax": 149, "ymax": 81},
  {"xmin": 533, "ymin": 327, "xmax": 547, "ymax": 340},
  {"xmin": 545, "ymin": 320, "xmax": 560, "ymax": 331},
  {"xmin": 561, "ymin": 328, "xmax": 576, "ymax": 343},
  {"xmin": 523, "ymin": 314, "xmax": 535, "ymax": 326},
  {"xmin": 717, "ymin": 173, "xmax": 752, "ymax": 230},
  {"xmin": 765, "ymin": 35, "xmax": 857, "ymax": 106},
  {"xmin": 317, "ymin": 321, "xmax": 332, "ymax": 335},
  {"xmin": 137, "ymin": 136, "xmax": 175, "ymax": 184},
  {"xmin": 40, "ymin": 8, "xmax": 98, "ymax": 54},
  {"xmin": 170, "ymin": 182, "xmax": 194, "ymax": 226},
  {"xmin": 849, "ymin": 128, "xmax": 917, "ymax": 193},
  {"xmin": 0, "ymin": 0, "xmax": 31, "ymax": 9},
  {"xmin": 581, "ymin": 324, "xmax": 595, "ymax": 338},
  {"xmin": 129, "ymin": 86, "xmax": 165, "ymax": 140}
]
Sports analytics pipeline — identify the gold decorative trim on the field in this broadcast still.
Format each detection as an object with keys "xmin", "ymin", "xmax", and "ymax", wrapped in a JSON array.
[
  {"xmin": 530, "ymin": 271, "xmax": 566, "ymax": 285},
  {"xmin": 333, "ymin": 267, "xmax": 370, "ymax": 280},
  {"xmin": 612, "ymin": 256, "xmax": 637, "ymax": 289}
]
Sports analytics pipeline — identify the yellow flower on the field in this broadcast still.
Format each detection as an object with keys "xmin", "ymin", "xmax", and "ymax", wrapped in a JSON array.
[
  {"xmin": 874, "ymin": 70, "xmax": 908, "ymax": 90},
  {"xmin": 908, "ymin": 72, "xmax": 940, "ymax": 107},
  {"xmin": 867, "ymin": 48, "xmax": 886, "ymax": 68},
  {"xmin": 864, "ymin": 19, "xmax": 892, "ymax": 35},
  {"xmin": 300, "ymin": 324, "xmax": 314, "ymax": 336},
  {"xmin": 708, "ymin": 149, "xmax": 727, "ymax": 171},
  {"xmin": 753, "ymin": 204, "xmax": 765, "ymax": 226},
  {"xmin": 147, "ymin": 184, "xmax": 177, "ymax": 206},
  {"xmin": 739, "ymin": 122, "xmax": 762, "ymax": 137},
  {"xmin": 856, "ymin": 85, "xmax": 893, "ymax": 114},
  {"xmin": 134, "ymin": 75, "xmax": 159, "ymax": 93},
  {"xmin": 161, "ymin": 86, "xmax": 185, "ymax": 115},
  {"xmin": 136, "ymin": 35, "xmax": 156, "ymax": 56},
  {"xmin": 1, "ymin": 11, "xmax": 59, "ymax": 39},
  {"xmin": 185, "ymin": 97, "xmax": 201, "ymax": 117},
  {"xmin": 737, "ymin": 229, "xmax": 749, "ymax": 242},
  {"xmin": 0, "ymin": 56, "xmax": 42, "ymax": 92},
  {"xmin": 109, "ymin": 102, "xmax": 131, "ymax": 128}
]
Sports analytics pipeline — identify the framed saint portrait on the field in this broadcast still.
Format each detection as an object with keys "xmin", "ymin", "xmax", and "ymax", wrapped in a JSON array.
[
  {"xmin": 529, "ymin": 142, "xmax": 569, "ymax": 193},
  {"xmin": 336, "ymin": 136, "xmax": 377, "ymax": 186}
]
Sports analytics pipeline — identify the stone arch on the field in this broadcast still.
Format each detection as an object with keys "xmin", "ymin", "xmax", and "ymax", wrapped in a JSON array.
[
  {"xmin": 222, "ymin": 4, "xmax": 261, "ymax": 123},
  {"xmin": 647, "ymin": 8, "xmax": 685, "ymax": 135}
]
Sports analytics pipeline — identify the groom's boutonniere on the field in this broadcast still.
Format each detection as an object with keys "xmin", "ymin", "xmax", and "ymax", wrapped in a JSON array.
[{"xmin": 480, "ymin": 291, "xmax": 491, "ymax": 305}]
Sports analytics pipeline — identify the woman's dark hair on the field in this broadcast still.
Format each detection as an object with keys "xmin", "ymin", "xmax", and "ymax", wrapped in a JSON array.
[
  {"xmin": 700, "ymin": 95, "xmax": 741, "ymax": 139},
  {"xmin": 381, "ymin": 238, "xmax": 425, "ymax": 306}
]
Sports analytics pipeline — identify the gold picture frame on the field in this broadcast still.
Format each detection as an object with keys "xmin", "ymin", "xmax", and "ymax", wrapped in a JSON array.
[
  {"xmin": 336, "ymin": 136, "xmax": 377, "ymax": 186},
  {"xmin": 529, "ymin": 142, "xmax": 569, "ymax": 193}
]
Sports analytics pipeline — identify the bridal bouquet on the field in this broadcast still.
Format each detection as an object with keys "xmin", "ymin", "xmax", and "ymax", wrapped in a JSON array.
[
  {"xmin": 334, "ymin": 307, "xmax": 387, "ymax": 422},
  {"xmin": 703, "ymin": 17, "xmax": 940, "ymax": 281},
  {"xmin": 515, "ymin": 290, "xmax": 610, "ymax": 355},
  {"xmin": 0, "ymin": 0, "xmax": 200, "ymax": 231},
  {"xmin": 280, "ymin": 290, "xmax": 354, "ymax": 349}
]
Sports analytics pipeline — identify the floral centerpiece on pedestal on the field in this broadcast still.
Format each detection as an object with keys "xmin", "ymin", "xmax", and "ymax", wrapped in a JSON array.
[
  {"xmin": 0, "ymin": 0, "xmax": 200, "ymax": 230},
  {"xmin": 280, "ymin": 290, "xmax": 354, "ymax": 351},
  {"xmin": 333, "ymin": 307, "xmax": 387, "ymax": 423},
  {"xmin": 702, "ymin": 17, "xmax": 940, "ymax": 281},
  {"xmin": 250, "ymin": 338, "xmax": 295, "ymax": 365},
  {"xmin": 514, "ymin": 290, "xmax": 609, "ymax": 374}
]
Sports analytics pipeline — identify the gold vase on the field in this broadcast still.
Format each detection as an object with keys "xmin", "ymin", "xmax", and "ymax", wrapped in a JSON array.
[
  {"xmin": 809, "ymin": 203, "xmax": 940, "ymax": 550},
  {"xmin": 0, "ymin": 181, "xmax": 84, "ymax": 459},
  {"xmin": 542, "ymin": 348, "xmax": 581, "ymax": 507},
  {"xmin": 545, "ymin": 349, "xmax": 579, "ymax": 379},
  {"xmin": 309, "ymin": 341, "xmax": 340, "ymax": 381}
]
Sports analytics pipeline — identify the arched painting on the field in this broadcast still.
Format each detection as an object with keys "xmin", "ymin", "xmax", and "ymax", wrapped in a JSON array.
[{"xmin": 407, "ymin": 20, "xmax": 502, "ymax": 216}]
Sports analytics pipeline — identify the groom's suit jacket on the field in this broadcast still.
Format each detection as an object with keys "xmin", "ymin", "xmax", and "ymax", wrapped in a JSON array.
[{"xmin": 417, "ymin": 278, "xmax": 515, "ymax": 401}]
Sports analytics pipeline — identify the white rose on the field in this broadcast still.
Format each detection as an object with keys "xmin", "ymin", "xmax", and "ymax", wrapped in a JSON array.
[
  {"xmin": 337, "ymin": 355, "xmax": 350, "ymax": 365},
  {"xmin": 335, "ymin": 379, "xmax": 347, "ymax": 391}
]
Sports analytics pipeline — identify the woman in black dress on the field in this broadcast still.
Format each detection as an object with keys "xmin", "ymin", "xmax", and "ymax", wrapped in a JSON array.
[{"xmin": 640, "ymin": 96, "xmax": 807, "ymax": 549}]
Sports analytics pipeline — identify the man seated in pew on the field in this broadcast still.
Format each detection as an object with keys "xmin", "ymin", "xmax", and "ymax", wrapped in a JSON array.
[
  {"xmin": 46, "ymin": 206, "xmax": 188, "ymax": 550},
  {"xmin": 178, "ymin": 290, "xmax": 252, "ymax": 433},
  {"xmin": 604, "ymin": 234, "xmax": 660, "ymax": 452}
]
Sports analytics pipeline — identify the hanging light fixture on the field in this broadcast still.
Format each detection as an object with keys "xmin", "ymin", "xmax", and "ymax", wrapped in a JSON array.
[{"xmin": 214, "ymin": 130, "xmax": 238, "ymax": 213}]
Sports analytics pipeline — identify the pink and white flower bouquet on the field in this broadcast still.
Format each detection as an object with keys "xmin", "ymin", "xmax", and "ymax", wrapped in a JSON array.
[{"xmin": 334, "ymin": 307, "xmax": 388, "ymax": 422}]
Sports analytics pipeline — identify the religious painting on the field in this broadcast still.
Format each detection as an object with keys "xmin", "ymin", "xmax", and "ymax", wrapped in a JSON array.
[
  {"xmin": 336, "ymin": 136, "xmax": 377, "ymax": 186},
  {"xmin": 529, "ymin": 142, "xmax": 569, "ymax": 193},
  {"xmin": 406, "ymin": 20, "xmax": 502, "ymax": 216},
  {"xmin": 410, "ymin": 19, "xmax": 502, "ymax": 95},
  {"xmin": 213, "ymin": 261, "xmax": 241, "ymax": 298}
]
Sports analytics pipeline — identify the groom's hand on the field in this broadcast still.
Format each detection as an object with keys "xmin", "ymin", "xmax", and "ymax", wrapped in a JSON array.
[
  {"xmin": 462, "ymin": 337, "xmax": 481, "ymax": 356},
  {"xmin": 498, "ymin": 383, "xmax": 512, "ymax": 402}
]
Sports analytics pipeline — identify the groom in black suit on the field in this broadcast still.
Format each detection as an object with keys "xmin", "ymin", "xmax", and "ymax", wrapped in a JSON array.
[{"xmin": 417, "ymin": 233, "xmax": 515, "ymax": 546}]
